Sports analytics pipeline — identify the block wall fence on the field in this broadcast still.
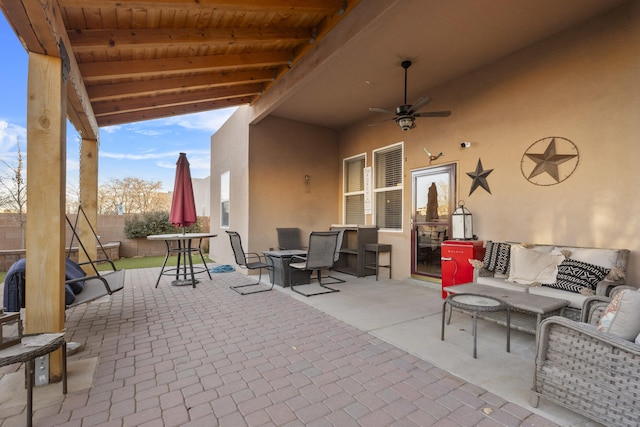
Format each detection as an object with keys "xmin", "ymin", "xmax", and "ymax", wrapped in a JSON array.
[{"xmin": 0, "ymin": 213, "xmax": 210, "ymax": 271}]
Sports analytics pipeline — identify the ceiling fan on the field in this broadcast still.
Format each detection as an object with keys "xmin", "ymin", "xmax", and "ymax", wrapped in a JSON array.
[{"xmin": 369, "ymin": 60, "xmax": 451, "ymax": 131}]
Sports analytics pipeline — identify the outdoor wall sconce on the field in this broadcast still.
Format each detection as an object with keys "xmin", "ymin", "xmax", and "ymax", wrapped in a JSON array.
[
  {"xmin": 460, "ymin": 141, "xmax": 472, "ymax": 148},
  {"xmin": 304, "ymin": 174, "xmax": 310, "ymax": 193}
]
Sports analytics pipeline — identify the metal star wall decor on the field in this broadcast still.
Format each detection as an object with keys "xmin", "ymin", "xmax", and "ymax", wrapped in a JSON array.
[
  {"xmin": 520, "ymin": 137, "xmax": 579, "ymax": 186},
  {"xmin": 466, "ymin": 158, "xmax": 493, "ymax": 195}
]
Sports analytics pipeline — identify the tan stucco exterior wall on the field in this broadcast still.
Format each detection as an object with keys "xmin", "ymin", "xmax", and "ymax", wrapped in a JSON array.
[
  {"xmin": 339, "ymin": 2, "xmax": 640, "ymax": 283},
  {"xmin": 210, "ymin": 113, "xmax": 339, "ymax": 266},
  {"xmin": 210, "ymin": 106, "xmax": 251, "ymax": 264},
  {"xmin": 248, "ymin": 116, "xmax": 339, "ymax": 250},
  {"xmin": 211, "ymin": 2, "xmax": 639, "ymax": 284}
]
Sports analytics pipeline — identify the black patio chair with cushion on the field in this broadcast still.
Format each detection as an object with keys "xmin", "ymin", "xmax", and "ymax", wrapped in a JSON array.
[
  {"xmin": 289, "ymin": 231, "xmax": 341, "ymax": 297},
  {"xmin": 277, "ymin": 227, "xmax": 303, "ymax": 250},
  {"xmin": 226, "ymin": 231, "xmax": 274, "ymax": 295}
]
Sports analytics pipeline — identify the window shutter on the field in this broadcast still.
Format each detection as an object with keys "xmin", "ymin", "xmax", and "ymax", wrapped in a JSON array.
[
  {"xmin": 343, "ymin": 155, "xmax": 366, "ymax": 224},
  {"xmin": 373, "ymin": 144, "xmax": 403, "ymax": 230},
  {"xmin": 345, "ymin": 157, "xmax": 365, "ymax": 192},
  {"xmin": 345, "ymin": 194, "xmax": 365, "ymax": 224}
]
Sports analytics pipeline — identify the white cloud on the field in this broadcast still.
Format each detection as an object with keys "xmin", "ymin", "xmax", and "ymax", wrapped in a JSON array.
[
  {"xmin": 156, "ymin": 153, "xmax": 210, "ymax": 170},
  {"xmin": 100, "ymin": 124, "xmax": 122, "ymax": 134},
  {"xmin": 134, "ymin": 129, "xmax": 165, "ymax": 137},
  {"xmin": 67, "ymin": 157, "xmax": 79, "ymax": 172},
  {"xmin": 0, "ymin": 119, "xmax": 26, "ymax": 158},
  {"xmin": 100, "ymin": 149, "xmax": 210, "ymax": 161},
  {"xmin": 160, "ymin": 108, "xmax": 238, "ymax": 133}
]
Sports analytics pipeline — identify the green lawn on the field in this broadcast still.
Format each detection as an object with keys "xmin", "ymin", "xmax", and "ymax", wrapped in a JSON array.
[{"xmin": 0, "ymin": 254, "xmax": 215, "ymax": 283}]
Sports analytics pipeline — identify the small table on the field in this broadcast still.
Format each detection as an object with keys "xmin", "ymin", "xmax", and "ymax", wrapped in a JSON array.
[
  {"xmin": 147, "ymin": 233, "xmax": 216, "ymax": 288},
  {"xmin": 262, "ymin": 249, "xmax": 310, "ymax": 287},
  {"xmin": 441, "ymin": 293, "xmax": 510, "ymax": 358},
  {"xmin": 363, "ymin": 243, "xmax": 392, "ymax": 280},
  {"xmin": 0, "ymin": 333, "xmax": 67, "ymax": 427},
  {"xmin": 443, "ymin": 283, "xmax": 570, "ymax": 334}
]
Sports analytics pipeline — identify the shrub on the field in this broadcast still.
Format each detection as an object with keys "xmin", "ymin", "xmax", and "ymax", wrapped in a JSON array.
[{"xmin": 124, "ymin": 211, "xmax": 202, "ymax": 238}]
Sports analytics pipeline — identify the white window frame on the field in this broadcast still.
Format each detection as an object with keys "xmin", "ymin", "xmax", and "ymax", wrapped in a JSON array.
[
  {"xmin": 220, "ymin": 171, "xmax": 230, "ymax": 228},
  {"xmin": 342, "ymin": 153, "xmax": 367, "ymax": 225},
  {"xmin": 373, "ymin": 142, "xmax": 404, "ymax": 232}
]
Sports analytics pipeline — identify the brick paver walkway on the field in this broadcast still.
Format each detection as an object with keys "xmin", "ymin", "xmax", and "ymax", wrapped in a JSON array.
[{"xmin": 1, "ymin": 267, "xmax": 558, "ymax": 426}]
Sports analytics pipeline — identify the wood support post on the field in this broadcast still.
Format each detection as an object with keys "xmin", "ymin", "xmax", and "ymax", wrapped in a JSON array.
[
  {"xmin": 78, "ymin": 139, "xmax": 99, "ymax": 267},
  {"xmin": 25, "ymin": 52, "xmax": 66, "ymax": 380}
]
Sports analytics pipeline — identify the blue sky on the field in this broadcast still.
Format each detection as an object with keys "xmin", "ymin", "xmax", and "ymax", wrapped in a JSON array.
[{"xmin": 0, "ymin": 14, "xmax": 236, "ymax": 192}]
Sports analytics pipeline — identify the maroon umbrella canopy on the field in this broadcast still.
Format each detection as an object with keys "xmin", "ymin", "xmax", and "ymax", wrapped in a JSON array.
[{"xmin": 170, "ymin": 153, "xmax": 197, "ymax": 230}]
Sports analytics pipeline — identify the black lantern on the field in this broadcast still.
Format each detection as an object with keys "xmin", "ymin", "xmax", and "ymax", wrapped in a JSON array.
[{"xmin": 451, "ymin": 201, "xmax": 473, "ymax": 240}]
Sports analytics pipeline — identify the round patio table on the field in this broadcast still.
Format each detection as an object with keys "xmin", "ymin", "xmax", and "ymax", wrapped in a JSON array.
[
  {"xmin": 147, "ymin": 233, "xmax": 216, "ymax": 288},
  {"xmin": 441, "ymin": 293, "xmax": 510, "ymax": 358}
]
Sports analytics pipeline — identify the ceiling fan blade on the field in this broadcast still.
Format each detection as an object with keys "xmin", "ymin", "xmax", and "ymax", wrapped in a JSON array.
[
  {"xmin": 369, "ymin": 107, "xmax": 396, "ymax": 115},
  {"xmin": 414, "ymin": 110, "xmax": 452, "ymax": 118},
  {"xmin": 410, "ymin": 96, "xmax": 432, "ymax": 113},
  {"xmin": 368, "ymin": 117, "xmax": 397, "ymax": 126}
]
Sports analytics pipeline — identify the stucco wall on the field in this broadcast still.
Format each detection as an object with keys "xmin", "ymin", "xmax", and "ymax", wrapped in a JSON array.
[
  {"xmin": 210, "ymin": 111, "xmax": 340, "ymax": 266},
  {"xmin": 249, "ymin": 116, "xmax": 339, "ymax": 249},
  {"xmin": 210, "ymin": 106, "xmax": 252, "ymax": 264},
  {"xmin": 338, "ymin": 3, "xmax": 640, "ymax": 283}
]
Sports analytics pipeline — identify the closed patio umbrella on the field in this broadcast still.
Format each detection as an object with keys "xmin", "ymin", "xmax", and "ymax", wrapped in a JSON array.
[{"xmin": 170, "ymin": 152, "xmax": 197, "ymax": 233}]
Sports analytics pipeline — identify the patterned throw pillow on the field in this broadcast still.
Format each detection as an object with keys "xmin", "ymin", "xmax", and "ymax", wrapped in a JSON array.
[
  {"xmin": 543, "ymin": 258, "xmax": 609, "ymax": 293},
  {"xmin": 597, "ymin": 290, "xmax": 640, "ymax": 341},
  {"xmin": 482, "ymin": 241, "xmax": 511, "ymax": 274}
]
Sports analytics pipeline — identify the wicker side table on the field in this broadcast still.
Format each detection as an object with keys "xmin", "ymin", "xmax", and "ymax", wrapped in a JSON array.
[
  {"xmin": 441, "ymin": 293, "xmax": 510, "ymax": 358},
  {"xmin": 0, "ymin": 333, "xmax": 67, "ymax": 427}
]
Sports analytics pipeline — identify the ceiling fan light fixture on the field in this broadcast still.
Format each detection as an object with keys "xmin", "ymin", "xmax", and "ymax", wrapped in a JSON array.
[
  {"xmin": 397, "ymin": 116, "xmax": 414, "ymax": 131},
  {"xmin": 368, "ymin": 59, "xmax": 451, "ymax": 130}
]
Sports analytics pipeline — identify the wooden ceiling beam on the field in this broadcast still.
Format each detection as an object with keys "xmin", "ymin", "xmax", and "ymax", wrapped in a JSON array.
[
  {"xmin": 80, "ymin": 51, "xmax": 291, "ymax": 81},
  {"xmin": 59, "ymin": 0, "xmax": 345, "ymax": 14},
  {"xmin": 96, "ymin": 96, "xmax": 252, "ymax": 127},
  {"xmin": 68, "ymin": 27, "xmax": 313, "ymax": 51},
  {"xmin": 92, "ymin": 83, "xmax": 262, "ymax": 115},
  {"xmin": 87, "ymin": 70, "xmax": 275, "ymax": 101}
]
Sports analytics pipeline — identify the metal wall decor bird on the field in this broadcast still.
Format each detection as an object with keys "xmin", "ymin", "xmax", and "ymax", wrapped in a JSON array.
[{"xmin": 424, "ymin": 148, "xmax": 443, "ymax": 163}]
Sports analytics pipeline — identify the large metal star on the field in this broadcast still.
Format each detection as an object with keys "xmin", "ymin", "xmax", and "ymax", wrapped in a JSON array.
[
  {"xmin": 524, "ymin": 138, "xmax": 578, "ymax": 182},
  {"xmin": 466, "ymin": 158, "xmax": 493, "ymax": 195}
]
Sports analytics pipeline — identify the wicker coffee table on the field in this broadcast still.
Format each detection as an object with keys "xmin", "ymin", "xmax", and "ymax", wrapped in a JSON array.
[
  {"xmin": 441, "ymin": 293, "xmax": 510, "ymax": 358},
  {"xmin": 443, "ymin": 283, "xmax": 570, "ymax": 334}
]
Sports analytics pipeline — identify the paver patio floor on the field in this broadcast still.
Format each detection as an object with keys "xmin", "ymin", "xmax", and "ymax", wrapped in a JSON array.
[{"xmin": 0, "ymin": 267, "xmax": 579, "ymax": 426}]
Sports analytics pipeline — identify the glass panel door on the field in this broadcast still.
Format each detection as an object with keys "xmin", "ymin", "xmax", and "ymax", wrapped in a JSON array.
[{"xmin": 411, "ymin": 164, "xmax": 456, "ymax": 278}]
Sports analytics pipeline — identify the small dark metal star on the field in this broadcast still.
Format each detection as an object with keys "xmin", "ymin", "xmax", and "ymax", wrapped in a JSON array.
[
  {"xmin": 525, "ymin": 138, "xmax": 578, "ymax": 183},
  {"xmin": 467, "ymin": 159, "xmax": 493, "ymax": 195}
]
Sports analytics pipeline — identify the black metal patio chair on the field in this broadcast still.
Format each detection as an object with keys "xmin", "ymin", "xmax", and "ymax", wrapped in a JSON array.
[
  {"xmin": 289, "ymin": 231, "xmax": 341, "ymax": 297},
  {"xmin": 226, "ymin": 231, "xmax": 274, "ymax": 295},
  {"xmin": 277, "ymin": 227, "xmax": 303, "ymax": 250}
]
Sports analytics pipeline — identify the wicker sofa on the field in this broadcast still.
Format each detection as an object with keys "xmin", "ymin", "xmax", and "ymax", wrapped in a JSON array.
[
  {"xmin": 472, "ymin": 242, "xmax": 630, "ymax": 320},
  {"xmin": 532, "ymin": 291, "xmax": 640, "ymax": 426}
]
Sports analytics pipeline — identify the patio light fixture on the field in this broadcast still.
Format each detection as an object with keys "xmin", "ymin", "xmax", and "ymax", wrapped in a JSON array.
[
  {"xmin": 451, "ymin": 201, "xmax": 474, "ymax": 240},
  {"xmin": 396, "ymin": 116, "xmax": 414, "ymax": 131}
]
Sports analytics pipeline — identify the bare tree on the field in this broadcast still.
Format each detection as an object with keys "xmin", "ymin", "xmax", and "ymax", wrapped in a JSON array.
[
  {"xmin": 66, "ymin": 181, "xmax": 80, "ymax": 214},
  {"xmin": 98, "ymin": 177, "xmax": 170, "ymax": 214},
  {"xmin": 0, "ymin": 141, "xmax": 27, "ymax": 248}
]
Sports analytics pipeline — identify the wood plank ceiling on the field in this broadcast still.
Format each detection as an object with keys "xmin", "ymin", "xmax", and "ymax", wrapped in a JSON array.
[{"xmin": 1, "ymin": 0, "xmax": 357, "ymax": 132}]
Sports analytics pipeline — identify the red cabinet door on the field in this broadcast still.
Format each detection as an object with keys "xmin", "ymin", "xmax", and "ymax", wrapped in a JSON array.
[{"xmin": 441, "ymin": 240, "xmax": 485, "ymax": 298}]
